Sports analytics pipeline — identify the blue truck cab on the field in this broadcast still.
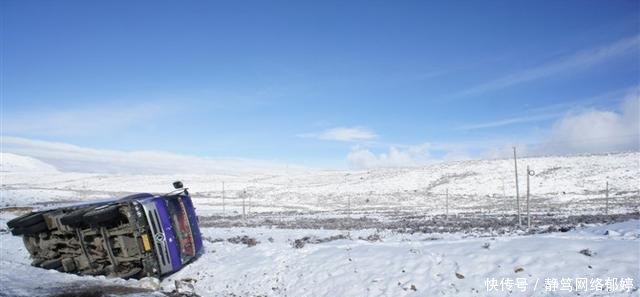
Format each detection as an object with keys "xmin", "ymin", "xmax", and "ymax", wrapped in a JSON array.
[
  {"xmin": 136, "ymin": 190, "xmax": 203, "ymax": 275},
  {"xmin": 6, "ymin": 181, "xmax": 203, "ymax": 279}
]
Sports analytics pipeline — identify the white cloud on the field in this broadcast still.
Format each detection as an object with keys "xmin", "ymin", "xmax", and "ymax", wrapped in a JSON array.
[
  {"xmin": 299, "ymin": 126, "xmax": 378, "ymax": 142},
  {"xmin": 540, "ymin": 90, "xmax": 639, "ymax": 154},
  {"xmin": 346, "ymin": 144, "xmax": 432, "ymax": 169},
  {"xmin": 457, "ymin": 35, "xmax": 640, "ymax": 96},
  {"xmin": 0, "ymin": 136, "xmax": 305, "ymax": 174}
]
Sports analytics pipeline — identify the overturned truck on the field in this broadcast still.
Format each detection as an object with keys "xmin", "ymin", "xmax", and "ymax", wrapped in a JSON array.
[{"xmin": 6, "ymin": 181, "xmax": 203, "ymax": 279}]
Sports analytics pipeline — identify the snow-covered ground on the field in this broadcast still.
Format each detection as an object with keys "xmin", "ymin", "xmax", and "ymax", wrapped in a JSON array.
[
  {"xmin": 1, "ymin": 152, "xmax": 638, "ymax": 217},
  {"xmin": 0, "ymin": 152, "xmax": 638, "ymax": 296},
  {"xmin": 0, "ymin": 212, "xmax": 638, "ymax": 296}
]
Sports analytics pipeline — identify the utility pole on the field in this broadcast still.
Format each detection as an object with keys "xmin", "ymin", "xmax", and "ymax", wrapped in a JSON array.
[
  {"xmin": 513, "ymin": 147, "xmax": 521, "ymax": 227},
  {"xmin": 242, "ymin": 189, "xmax": 246, "ymax": 221},
  {"xmin": 222, "ymin": 181, "xmax": 225, "ymax": 215},
  {"xmin": 605, "ymin": 181, "xmax": 609, "ymax": 215},
  {"xmin": 526, "ymin": 166, "xmax": 535, "ymax": 230}
]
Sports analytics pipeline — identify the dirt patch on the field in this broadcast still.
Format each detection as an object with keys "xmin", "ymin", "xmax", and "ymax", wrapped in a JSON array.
[
  {"xmin": 425, "ymin": 172, "xmax": 478, "ymax": 192},
  {"xmin": 0, "ymin": 206, "xmax": 33, "ymax": 214},
  {"xmin": 227, "ymin": 235, "xmax": 259, "ymax": 247},
  {"xmin": 358, "ymin": 233, "xmax": 382, "ymax": 242},
  {"xmin": 47, "ymin": 284, "xmax": 154, "ymax": 297},
  {"xmin": 293, "ymin": 234, "xmax": 350, "ymax": 248},
  {"xmin": 536, "ymin": 166, "xmax": 566, "ymax": 177},
  {"xmin": 200, "ymin": 211, "xmax": 639, "ymax": 236},
  {"xmin": 203, "ymin": 236, "xmax": 225, "ymax": 244}
]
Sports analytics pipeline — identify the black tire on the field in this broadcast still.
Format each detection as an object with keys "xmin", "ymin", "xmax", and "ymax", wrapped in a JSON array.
[
  {"xmin": 60, "ymin": 208, "xmax": 91, "ymax": 227},
  {"xmin": 7, "ymin": 213, "xmax": 30, "ymax": 228},
  {"xmin": 11, "ymin": 227, "xmax": 24, "ymax": 236},
  {"xmin": 7, "ymin": 212, "xmax": 44, "ymax": 229},
  {"xmin": 40, "ymin": 259, "xmax": 62, "ymax": 270},
  {"xmin": 21, "ymin": 221, "xmax": 49, "ymax": 235},
  {"xmin": 83, "ymin": 205, "xmax": 121, "ymax": 226}
]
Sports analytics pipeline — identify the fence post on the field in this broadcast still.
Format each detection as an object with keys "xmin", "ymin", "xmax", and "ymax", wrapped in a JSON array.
[
  {"xmin": 222, "ymin": 181, "xmax": 225, "ymax": 215},
  {"xmin": 242, "ymin": 189, "xmax": 246, "ymax": 221},
  {"xmin": 605, "ymin": 181, "xmax": 609, "ymax": 215},
  {"xmin": 526, "ymin": 166, "xmax": 535, "ymax": 230},
  {"xmin": 344, "ymin": 174, "xmax": 351, "ymax": 218}
]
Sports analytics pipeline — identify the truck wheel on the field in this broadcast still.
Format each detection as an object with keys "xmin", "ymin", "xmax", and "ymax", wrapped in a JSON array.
[
  {"xmin": 10, "ymin": 227, "xmax": 24, "ymax": 236},
  {"xmin": 7, "ymin": 212, "xmax": 44, "ymax": 229},
  {"xmin": 20, "ymin": 221, "xmax": 49, "ymax": 235},
  {"xmin": 40, "ymin": 259, "xmax": 62, "ymax": 270},
  {"xmin": 83, "ymin": 205, "xmax": 121, "ymax": 225},
  {"xmin": 60, "ymin": 208, "xmax": 90, "ymax": 227},
  {"xmin": 7, "ymin": 213, "xmax": 31, "ymax": 228}
]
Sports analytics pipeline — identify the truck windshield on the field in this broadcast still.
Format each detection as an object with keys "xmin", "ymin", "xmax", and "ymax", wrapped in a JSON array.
[{"xmin": 165, "ymin": 196, "xmax": 196, "ymax": 263}]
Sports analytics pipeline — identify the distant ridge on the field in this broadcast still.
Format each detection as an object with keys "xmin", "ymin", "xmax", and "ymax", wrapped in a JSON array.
[{"xmin": 0, "ymin": 153, "xmax": 59, "ymax": 173}]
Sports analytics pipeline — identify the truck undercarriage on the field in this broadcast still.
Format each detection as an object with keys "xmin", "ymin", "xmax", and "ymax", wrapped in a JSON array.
[
  {"xmin": 10, "ymin": 203, "xmax": 157, "ymax": 278},
  {"xmin": 7, "ymin": 183, "xmax": 203, "ymax": 279},
  {"xmin": 9, "ymin": 202, "xmax": 158, "ymax": 279}
]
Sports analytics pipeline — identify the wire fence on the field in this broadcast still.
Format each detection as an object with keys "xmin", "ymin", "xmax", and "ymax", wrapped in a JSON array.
[
  {"xmin": 193, "ymin": 149, "xmax": 639, "ymax": 230},
  {"xmin": 194, "ymin": 184, "xmax": 639, "ymax": 219}
]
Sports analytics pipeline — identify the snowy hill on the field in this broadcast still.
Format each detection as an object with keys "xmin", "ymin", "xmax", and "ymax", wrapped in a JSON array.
[
  {"xmin": 0, "ymin": 152, "xmax": 637, "ymax": 215},
  {"xmin": 0, "ymin": 153, "xmax": 59, "ymax": 173}
]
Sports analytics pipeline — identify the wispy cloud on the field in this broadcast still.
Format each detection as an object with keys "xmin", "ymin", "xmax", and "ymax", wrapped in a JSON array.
[
  {"xmin": 0, "ymin": 136, "xmax": 306, "ymax": 174},
  {"xmin": 350, "ymin": 90, "xmax": 640, "ymax": 168},
  {"xmin": 455, "ymin": 86, "xmax": 636, "ymax": 131},
  {"xmin": 456, "ymin": 35, "xmax": 640, "ymax": 96},
  {"xmin": 456, "ymin": 113, "xmax": 562, "ymax": 130},
  {"xmin": 2, "ymin": 100, "xmax": 173, "ymax": 137},
  {"xmin": 298, "ymin": 126, "xmax": 378, "ymax": 142}
]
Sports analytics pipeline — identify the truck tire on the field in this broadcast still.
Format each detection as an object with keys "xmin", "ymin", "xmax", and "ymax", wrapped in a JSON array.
[
  {"xmin": 7, "ymin": 212, "xmax": 44, "ymax": 229},
  {"xmin": 7, "ymin": 213, "xmax": 30, "ymax": 228},
  {"xmin": 83, "ymin": 205, "xmax": 121, "ymax": 226},
  {"xmin": 10, "ymin": 227, "xmax": 24, "ymax": 236},
  {"xmin": 60, "ymin": 208, "xmax": 91, "ymax": 227},
  {"xmin": 40, "ymin": 259, "xmax": 62, "ymax": 270},
  {"xmin": 23, "ymin": 221, "xmax": 49, "ymax": 235}
]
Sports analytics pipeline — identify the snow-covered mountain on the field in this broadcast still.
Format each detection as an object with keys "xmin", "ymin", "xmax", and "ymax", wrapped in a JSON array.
[{"xmin": 0, "ymin": 153, "xmax": 59, "ymax": 173}]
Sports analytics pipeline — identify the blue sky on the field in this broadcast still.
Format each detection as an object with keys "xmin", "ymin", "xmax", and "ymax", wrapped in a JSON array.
[{"xmin": 2, "ymin": 1, "xmax": 639, "ymax": 170}]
